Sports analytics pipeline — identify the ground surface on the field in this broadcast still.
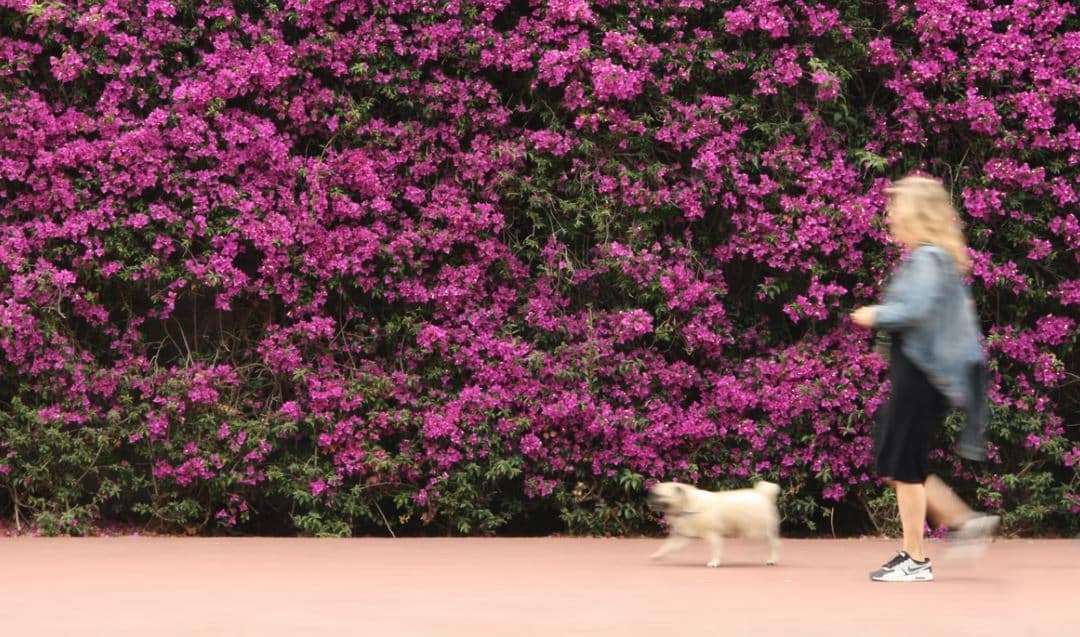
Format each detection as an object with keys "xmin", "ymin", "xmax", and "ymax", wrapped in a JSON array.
[{"xmin": 1, "ymin": 536, "xmax": 1075, "ymax": 636}]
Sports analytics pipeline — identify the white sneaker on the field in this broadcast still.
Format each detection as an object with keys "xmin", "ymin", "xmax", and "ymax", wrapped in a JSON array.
[
  {"xmin": 944, "ymin": 514, "xmax": 1000, "ymax": 560},
  {"xmin": 870, "ymin": 551, "xmax": 934, "ymax": 582}
]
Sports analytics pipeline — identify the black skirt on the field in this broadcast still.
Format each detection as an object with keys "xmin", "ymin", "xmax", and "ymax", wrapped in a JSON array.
[{"xmin": 873, "ymin": 333, "xmax": 949, "ymax": 483}]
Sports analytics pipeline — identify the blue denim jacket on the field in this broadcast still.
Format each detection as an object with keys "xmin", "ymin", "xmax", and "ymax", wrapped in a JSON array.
[{"xmin": 874, "ymin": 245, "xmax": 990, "ymax": 461}]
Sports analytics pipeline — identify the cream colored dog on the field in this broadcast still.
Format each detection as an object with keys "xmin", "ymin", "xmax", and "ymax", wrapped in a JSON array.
[{"xmin": 647, "ymin": 480, "xmax": 781, "ymax": 567}]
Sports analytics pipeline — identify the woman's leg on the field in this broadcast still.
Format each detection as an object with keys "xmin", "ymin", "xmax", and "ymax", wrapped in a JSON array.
[
  {"xmin": 925, "ymin": 474, "xmax": 975, "ymax": 529},
  {"xmin": 895, "ymin": 481, "xmax": 928, "ymax": 561}
]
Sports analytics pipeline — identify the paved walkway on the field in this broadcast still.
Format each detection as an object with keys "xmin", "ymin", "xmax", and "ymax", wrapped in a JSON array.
[{"xmin": 1, "ymin": 536, "xmax": 1075, "ymax": 636}]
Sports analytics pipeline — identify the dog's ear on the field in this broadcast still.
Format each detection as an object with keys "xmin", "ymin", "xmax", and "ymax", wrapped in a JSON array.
[{"xmin": 673, "ymin": 484, "xmax": 687, "ymax": 504}]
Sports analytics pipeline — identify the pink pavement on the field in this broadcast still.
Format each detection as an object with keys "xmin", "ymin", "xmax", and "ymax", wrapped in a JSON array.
[{"xmin": 1, "ymin": 536, "xmax": 1075, "ymax": 636}]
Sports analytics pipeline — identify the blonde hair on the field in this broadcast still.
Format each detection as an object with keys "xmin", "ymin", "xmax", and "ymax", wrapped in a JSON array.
[{"xmin": 885, "ymin": 175, "xmax": 970, "ymax": 273}]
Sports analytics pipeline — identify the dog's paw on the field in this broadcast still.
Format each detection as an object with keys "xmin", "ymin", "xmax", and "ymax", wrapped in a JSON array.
[
  {"xmin": 766, "ymin": 559, "xmax": 778, "ymax": 566},
  {"xmin": 706, "ymin": 560, "xmax": 720, "ymax": 568},
  {"xmin": 649, "ymin": 551, "xmax": 665, "ymax": 560}
]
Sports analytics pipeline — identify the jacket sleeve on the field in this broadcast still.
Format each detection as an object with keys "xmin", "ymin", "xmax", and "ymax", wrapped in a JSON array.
[{"xmin": 874, "ymin": 247, "xmax": 943, "ymax": 330}]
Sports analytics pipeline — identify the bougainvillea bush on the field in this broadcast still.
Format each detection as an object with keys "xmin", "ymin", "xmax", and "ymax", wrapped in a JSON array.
[{"xmin": 0, "ymin": 0, "xmax": 1076, "ymax": 537}]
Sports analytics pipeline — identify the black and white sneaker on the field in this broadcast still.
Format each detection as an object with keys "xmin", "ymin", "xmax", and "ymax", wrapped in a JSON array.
[
  {"xmin": 870, "ymin": 551, "xmax": 934, "ymax": 582},
  {"xmin": 944, "ymin": 514, "xmax": 1000, "ymax": 560}
]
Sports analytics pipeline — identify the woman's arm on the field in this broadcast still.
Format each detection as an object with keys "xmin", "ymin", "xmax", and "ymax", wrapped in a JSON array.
[{"xmin": 872, "ymin": 247, "xmax": 943, "ymax": 330}]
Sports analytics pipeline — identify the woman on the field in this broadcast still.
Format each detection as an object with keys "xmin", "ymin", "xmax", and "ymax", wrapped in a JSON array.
[{"xmin": 851, "ymin": 175, "xmax": 999, "ymax": 582}]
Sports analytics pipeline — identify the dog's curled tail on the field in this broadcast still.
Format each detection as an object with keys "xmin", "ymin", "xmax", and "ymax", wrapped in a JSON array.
[{"xmin": 753, "ymin": 481, "xmax": 781, "ymax": 500}]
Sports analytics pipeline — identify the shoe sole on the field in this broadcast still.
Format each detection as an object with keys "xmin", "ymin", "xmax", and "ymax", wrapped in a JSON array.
[{"xmin": 870, "ymin": 572, "xmax": 934, "ymax": 582}]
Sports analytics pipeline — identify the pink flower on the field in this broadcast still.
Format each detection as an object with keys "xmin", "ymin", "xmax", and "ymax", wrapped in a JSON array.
[
  {"xmin": 590, "ymin": 59, "xmax": 644, "ymax": 102},
  {"xmin": 520, "ymin": 433, "xmax": 543, "ymax": 458},
  {"xmin": 547, "ymin": 0, "xmax": 595, "ymax": 23},
  {"xmin": 823, "ymin": 484, "xmax": 845, "ymax": 501},
  {"xmin": 49, "ymin": 49, "xmax": 85, "ymax": 83},
  {"xmin": 811, "ymin": 70, "xmax": 839, "ymax": 102},
  {"xmin": 278, "ymin": 401, "xmax": 303, "ymax": 421}
]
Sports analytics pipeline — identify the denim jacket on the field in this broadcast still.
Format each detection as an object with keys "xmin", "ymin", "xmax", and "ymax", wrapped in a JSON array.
[{"xmin": 874, "ymin": 244, "xmax": 990, "ymax": 461}]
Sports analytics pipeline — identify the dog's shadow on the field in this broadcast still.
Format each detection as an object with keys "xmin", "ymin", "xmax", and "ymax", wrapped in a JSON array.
[{"xmin": 655, "ymin": 561, "xmax": 789, "ymax": 569}]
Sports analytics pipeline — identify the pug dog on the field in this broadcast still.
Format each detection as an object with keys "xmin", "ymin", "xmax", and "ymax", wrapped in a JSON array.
[{"xmin": 647, "ymin": 480, "xmax": 781, "ymax": 567}]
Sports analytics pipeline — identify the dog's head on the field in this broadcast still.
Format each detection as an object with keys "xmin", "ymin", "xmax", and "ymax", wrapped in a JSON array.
[{"xmin": 646, "ymin": 482, "xmax": 690, "ymax": 513}]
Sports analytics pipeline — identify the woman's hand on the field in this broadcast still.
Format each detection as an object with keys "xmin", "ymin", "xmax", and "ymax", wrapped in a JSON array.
[{"xmin": 850, "ymin": 305, "xmax": 878, "ymax": 328}]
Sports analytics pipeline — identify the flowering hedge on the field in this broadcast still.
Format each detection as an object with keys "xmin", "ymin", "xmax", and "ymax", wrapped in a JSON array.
[{"xmin": 0, "ymin": 0, "xmax": 1076, "ymax": 537}]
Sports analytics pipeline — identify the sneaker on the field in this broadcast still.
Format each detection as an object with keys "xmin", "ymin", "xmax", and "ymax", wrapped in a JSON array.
[
  {"xmin": 944, "ymin": 514, "xmax": 1000, "ymax": 560},
  {"xmin": 870, "ymin": 551, "xmax": 934, "ymax": 582}
]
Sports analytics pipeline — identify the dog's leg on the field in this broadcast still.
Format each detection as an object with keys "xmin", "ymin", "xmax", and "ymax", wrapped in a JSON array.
[
  {"xmin": 705, "ymin": 532, "xmax": 724, "ymax": 568},
  {"xmin": 650, "ymin": 534, "xmax": 690, "ymax": 560},
  {"xmin": 766, "ymin": 524, "xmax": 781, "ymax": 565}
]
